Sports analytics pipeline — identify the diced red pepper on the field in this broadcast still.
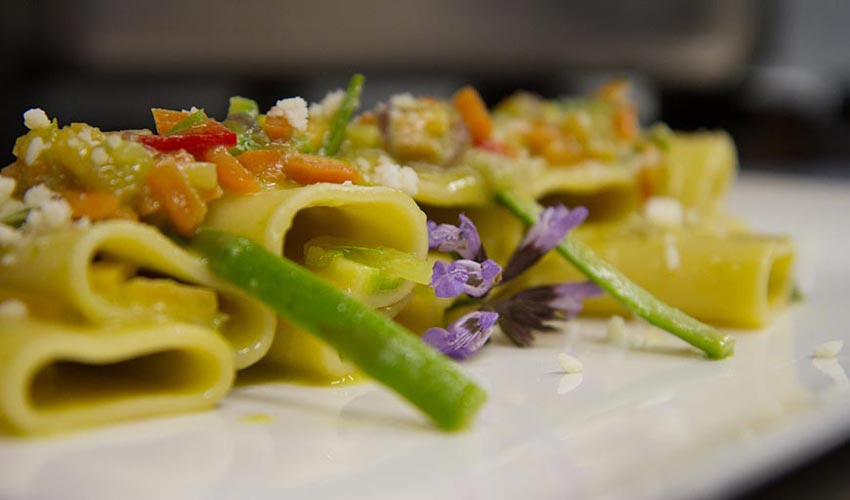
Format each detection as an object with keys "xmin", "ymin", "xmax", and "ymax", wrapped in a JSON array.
[{"xmin": 138, "ymin": 128, "xmax": 237, "ymax": 156}]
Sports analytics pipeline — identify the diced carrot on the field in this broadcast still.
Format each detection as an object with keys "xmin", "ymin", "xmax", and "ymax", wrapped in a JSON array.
[
  {"xmin": 235, "ymin": 150, "xmax": 361, "ymax": 185},
  {"xmin": 145, "ymin": 160, "xmax": 207, "ymax": 236},
  {"xmin": 613, "ymin": 104, "xmax": 638, "ymax": 141},
  {"xmin": 263, "ymin": 114, "xmax": 294, "ymax": 141},
  {"xmin": 283, "ymin": 153, "xmax": 362, "ymax": 185},
  {"xmin": 200, "ymin": 146, "xmax": 261, "ymax": 194},
  {"xmin": 151, "ymin": 109, "xmax": 192, "ymax": 135},
  {"xmin": 452, "ymin": 86, "xmax": 493, "ymax": 144},
  {"xmin": 527, "ymin": 123, "xmax": 558, "ymax": 156},
  {"xmin": 61, "ymin": 190, "xmax": 122, "ymax": 221},
  {"xmin": 356, "ymin": 112, "xmax": 377, "ymax": 125}
]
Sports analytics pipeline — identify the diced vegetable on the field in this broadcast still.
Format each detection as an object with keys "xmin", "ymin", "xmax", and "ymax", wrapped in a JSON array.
[
  {"xmin": 453, "ymin": 86, "xmax": 493, "ymax": 144},
  {"xmin": 164, "ymin": 110, "xmax": 207, "ymax": 136},
  {"xmin": 320, "ymin": 74, "xmax": 365, "ymax": 156},
  {"xmin": 137, "ymin": 125, "xmax": 237, "ymax": 156},
  {"xmin": 200, "ymin": 146, "xmax": 260, "ymax": 194},
  {"xmin": 238, "ymin": 150, "xmax": 360, "ymax": 185},
  {"xmin": 227, "ymin": 96, "xmax": 260, "ymax": 118},
  {"xmin": 152, "ymin": 109, "xmax": 191, "ymax": 135},
  {"xmin": 496, "ymin": 190, "xmax": 735, "ymax": 359},
  {"xmin": 262, "ymin": 114, "xmax": 294, "ymax": 141},
  {"xmin": 145, "ymin": 160, "xmax": 207, "ymax": 235},
  {"xmin": 192, "ymin": 229, "xmax": 488, "ymax": 430},
  {"xmin": 62, "ymin": 190, "xmax": 122, "ymax": 221}
]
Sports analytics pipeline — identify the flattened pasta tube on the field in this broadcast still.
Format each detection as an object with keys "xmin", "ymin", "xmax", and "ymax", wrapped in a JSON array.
[
  {"xmin": 0, "ymin": 221, "xmax": 276, "ymax": 369},
  {"xmin": 205, "ymin": 184, "xmax": 429, "ymax": 381},
  {"xmin": 0, "ymin": 316, "xmax": 233, "ymax": 435}
]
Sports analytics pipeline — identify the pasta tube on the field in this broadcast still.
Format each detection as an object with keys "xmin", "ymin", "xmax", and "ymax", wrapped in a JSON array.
[
  {"xmin": 0, "ymin": 221, "xmax": 276, "ymax": 369},
  {"xmin": 0, "ymin": 316, "xmax": 233, "ymax": 435},
  {"xmin": 205, "ymin": 184, "xmax": 429, "ymax": 380}
]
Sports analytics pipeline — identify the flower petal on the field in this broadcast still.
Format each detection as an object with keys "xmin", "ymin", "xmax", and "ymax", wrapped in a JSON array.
[
  {"xmin": 426, "ymin": 213, "xmax": 484, "ymax": 260},
  {"xmin": 423, "ymin": 310, "xmax": 499, "ymax": 359},
  {"xmin": 502, "ymin": 205, "xmax": 588, "ymax": 282},
  {"xmin": 430, "ymin": 260, "xmax": 468, "ymax": 298}
]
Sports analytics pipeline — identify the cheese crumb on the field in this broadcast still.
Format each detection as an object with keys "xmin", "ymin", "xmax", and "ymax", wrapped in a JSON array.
[
  {"xmin": 106, "ymin": 134, "xmax": 122, "ymax": 149},
  {"xmin": 268, "ymin": 97, "xmax": 308, "ymax": 131},
  {"xmin": 23, "ymin": 184, "xmax": 56, "ymax": 208},
  {"xmin": 607, "ymin": 315, "xmax": 629, "ymax": 347},
  {"xmin": 815, "ymin": 340, "xmax": 844, "ymax": 359},
  {"xmin": 0, "ymin": 176, "xmax": 15, "ymax": 205},
  {"xmin": 663, "ymin": 232, "xmax": 681, "ymax": 271},
  {"xmin": 91, "ymin": 147, "xmax": 109, "ymax": 166},
  {"xmin": 23, "ymin": 108, "xmax": 51, "ymax": 130},
  {"xmin": 0, "ymin": 225, "xmax": 22, "ymax": 246},
  {"xmin": 24, "ymin": 137, "xmax": 47, "ymax": 165},
  {"xmin": 309, "ymin": 90, "xmax": 344, "ymax": 119},
  {"xmin": 558, "ymin": 352, "xmax": 584, "ymax": 374},
  {"xmin": 0, "ymin": 299, "xmax": 28, "ymax": 319},
  {"xmin": 372, "ymin": 159, "xmax": 419, "ymax": 195},
  {"xmin": 645, "ymin": 196, "xmax": 684, "ymax": 229}
]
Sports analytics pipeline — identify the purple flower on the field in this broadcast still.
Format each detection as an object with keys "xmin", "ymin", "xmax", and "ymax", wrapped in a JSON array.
[
  {"xmin": 430, "ymin": 259, "xmax": 502, "ymax": 298},
  {"xmin": 422, "ymin": 310, "xmax": 500, "ymax": 359},
  {"xmin": 501, "ymin": 205, "xmax": 588, "ymax": 282},
  {"xmin": 427, "ymin": 214, "xmax": 485, "ymax": 261},
  {"xmin": 494, "ymin": 280, "xmax": 603, "ymax": 346}
]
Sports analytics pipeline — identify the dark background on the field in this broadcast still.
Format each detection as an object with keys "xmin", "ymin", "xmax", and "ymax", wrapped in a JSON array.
[{"xmin": 1, "ymin": 1, "xmax": 849, "ymax": 497}]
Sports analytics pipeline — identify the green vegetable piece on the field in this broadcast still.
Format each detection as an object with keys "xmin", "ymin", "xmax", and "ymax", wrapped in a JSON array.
[
  {"xmin": 228, "ymin": 96, "xmax": 260, "ymax": 118},
  {"xmin": 496, "ymin": 190, "xmax": 735, "ymax": 359},
  {"xmin": 320, "ymin": 74, "xmax": 365, "ymax": 157},
  {"xmin": 192, "ymin": 229, "xmax": 487, "ymax": 430},
  {"xmin": 165, "ymin": 110, "xmax": 206, "ymax": 136}
]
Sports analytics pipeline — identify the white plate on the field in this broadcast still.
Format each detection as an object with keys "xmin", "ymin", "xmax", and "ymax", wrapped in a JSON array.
[{"xmin": 1, "ymin": 172, "xmax": 849, "ymax": 500}]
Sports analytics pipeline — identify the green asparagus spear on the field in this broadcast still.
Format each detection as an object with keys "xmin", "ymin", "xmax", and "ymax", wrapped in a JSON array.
[
  {"xmin": 192, "ymin": 228, "xmax": 487, "ymax": 430},
  {"xmin": 496, "ymin": 190, "xmax": 734, "ymax": 359},
  {"xmin": 319, "ymin": 74, "xmax": 365, "ymax": 157}
]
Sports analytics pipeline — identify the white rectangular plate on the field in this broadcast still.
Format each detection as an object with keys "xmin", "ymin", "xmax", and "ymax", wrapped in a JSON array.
[{"xmin": 1, "ymin": 172, "xmax": 849, "ymax": 500}]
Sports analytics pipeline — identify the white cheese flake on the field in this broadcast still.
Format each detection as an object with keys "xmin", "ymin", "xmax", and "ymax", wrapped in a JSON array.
[
  {"xmin": 0, "ymin": 176, "xmax": 15, "ymax": 205},
  {"xmin": 645, "ymin": 196, "xmax": 684, "ymax": 229},
  {"xmin": 815, "ymin": 340, "xmax": 844, "ymax": 359},
  {"xmin": 0, "ymin": 225, "xmax": 22, "ymax": 246},
  {"xmin": 558, "ymin": 352, "xmax": 584, "ymax": 374},
  {"xmin": 0, "ymin": 299, "xmax": 28, "ymax": 319},
  {"xmin": 24, "ymin": 137, "xmax": 47, "ymax": 166},
  {"xmin": 663, "ymin": 232, "xmax": 681, "ymax": 271},
  {"xmin": 309, "ymin": 90, "xmax": 344, "ymax": 119},
  {"xmin": 106, "ymin": 134, "xmax": 122, "ymax": 149},
  {"xmin": 372, "ymin": 159, "xmax": 419, "ymax": 195},
  {"xmin": 91, "ymin": 147, "xmax": 109, "ymax": 166},
  {"xmin": 607, "ymin": 315, "xmax": 629, "ymax": 347},
  {"xmin": 268, "ymin": 97, "xmax": 308, "ymax": 131},
  {"xmin": 23, "ymin": 184, "xmax": 56, "ymax": 208},
  {"xmin": 389, "ymin": 93, "xmax": 417, "ymax": 108},
  {"xmin": 23, "ymin": 108, "xmax": 51, "ymax": 130}
]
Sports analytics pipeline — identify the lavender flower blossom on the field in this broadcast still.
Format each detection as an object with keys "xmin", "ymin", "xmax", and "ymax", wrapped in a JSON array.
[
  {"xmin": 430, "ymin": 259, "xmax": 502, "ymax": 298},
  {"xmin": 494, "ymin": 281, "xmax": 603, "ymax": 346},
  {"xmin": 422, "ymin": 310, "xmax": 500, "ymax": 359},
  {"xmin": 501, "ymin": 205, "xmax": 588, "ymax": 282},
  {"xmin": 427, "ymin": 214, "xmax": 485, "ymax": 261}
]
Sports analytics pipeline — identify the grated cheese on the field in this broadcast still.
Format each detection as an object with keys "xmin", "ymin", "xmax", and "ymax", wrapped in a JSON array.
[
  {"xmin": 663, "ymin": 232, "xmax": 681, "ymax": 271},
  {"xmin": 814, "ymin": 340, "xmax": 844, "ymax": 359},
  {"xmin": 372, "ymin": 159, "xmax": 419, "ymax": 195},
  {"xmin": 607, "ymin": 315, "xmax": 629, "ymax": 347},
  {"xmin": 91, "ymin": 147, "xmax": 109, "ymax": 166},
  {"xmin": 309, "ymin": 90, "xmax": 344, "ymax": 119},
  {"xmin": 0, "ymin": 225, "xmax": 22, "ymax": 246},
  {"xmin": 23, "ymin": 184, "xmax": 56, "ymax": 208},
  {"xmin": 268, "ymin": 97, "xmax": 308, "ymax": 131},
  {"xmin": 0, "ymin": 299, "xmax": 28, "ymax": 319},
  {"xmin": 24, "ymin": 137, "xmax": 47, "ymax": 166},
  {"xmin": 23, "ymin": 108, "xmax": 51, "ymax": 130},
  {"xmin": 645, "ymin": 196, "xmax": 684, "ymax": 229},
  {"xmin": 0, "ymin": 176, "xmax": 15, "ymax": 204},
  {"xmin": 558, "ymin": 352, "xmax": 584, "ymax": 374}
]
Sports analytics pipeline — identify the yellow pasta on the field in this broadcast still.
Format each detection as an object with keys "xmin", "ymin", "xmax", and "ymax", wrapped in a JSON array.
[
  {"xmin": 0, "ymin": 315, "xmax": 233, "ymax": 435},
  {"xmin": 0, "ymin": 221, "xmax": 276, "ymax": 369},
  {"xmin": 205, "ymin": 183, "xmax": 429, "ymax": 380}
]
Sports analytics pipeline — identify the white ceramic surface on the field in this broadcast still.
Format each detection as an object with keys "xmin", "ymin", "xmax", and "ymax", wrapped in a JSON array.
[{"xmin": 1, "ymin": 172, "xmax": 849, "ymax": 500}]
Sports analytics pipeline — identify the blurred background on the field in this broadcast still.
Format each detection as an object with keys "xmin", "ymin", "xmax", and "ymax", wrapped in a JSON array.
[
  {"xmin": 0, "ymin": 1, "xmax": 849, "ymax": 497},
  {"xmin": 1, "ymin": 0, "xmax": 849, "ymax": 177}
]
